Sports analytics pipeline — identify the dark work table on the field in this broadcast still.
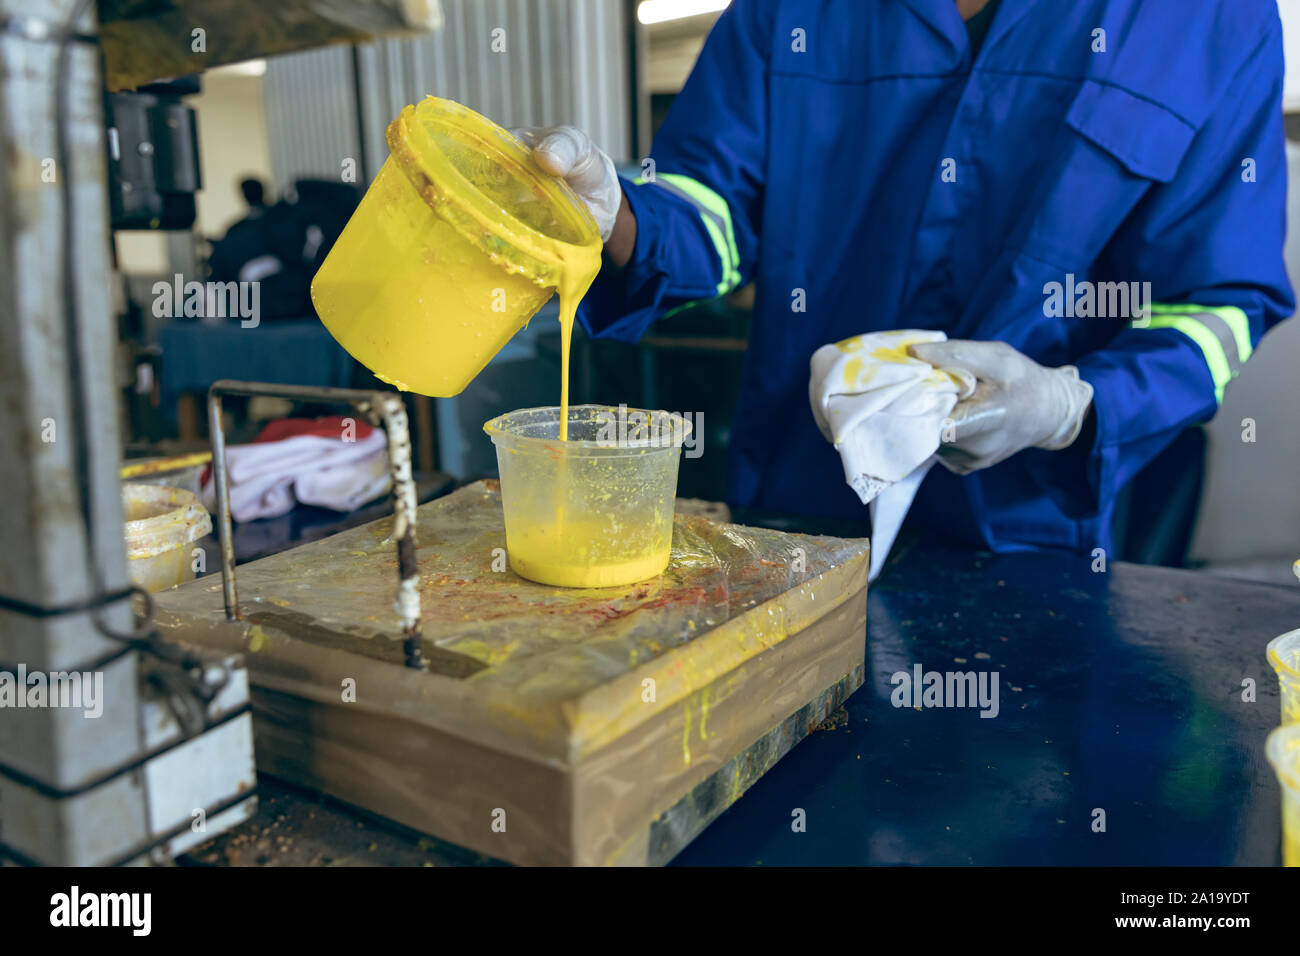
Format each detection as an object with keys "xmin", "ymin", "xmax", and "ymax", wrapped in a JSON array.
[
  {"xmin": 674, "ymin": 541, "xmax": 1298, "ymax": 866},
  {"xmin": 185, "ymin": 539, "xmax": 1299, "ymax": 867}
]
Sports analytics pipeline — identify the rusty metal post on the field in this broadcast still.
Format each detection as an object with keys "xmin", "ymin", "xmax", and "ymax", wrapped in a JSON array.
[{"xmin": 206, "ymin": 381, "xmax": 425, "ymax": 668}]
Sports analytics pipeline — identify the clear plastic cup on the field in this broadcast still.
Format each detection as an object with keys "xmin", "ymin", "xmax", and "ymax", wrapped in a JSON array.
[
  {"xmin": 484, "ymin": 405, "xmax": 692, "ymax": 588},
  {"xmin": 1265, "ymin": 724, "xmax": 1300, "ymax": 867},
  {"xmin": 1267, "ymin": 629, "xmax": 1300, "ymax": 726}
]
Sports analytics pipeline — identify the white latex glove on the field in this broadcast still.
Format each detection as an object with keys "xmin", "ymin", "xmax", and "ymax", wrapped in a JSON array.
[
  {"xmin": 512, "ymin": 125, "xmax": 621, "ymax": 243},
  {"xmin": 907, "ymin": 339, "xmax": 1094, "ymax": 475}
]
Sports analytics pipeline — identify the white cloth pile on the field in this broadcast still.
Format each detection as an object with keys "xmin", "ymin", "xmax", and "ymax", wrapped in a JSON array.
[{"xmin": 202, "ymin": 417, "xmax": 392, "ymax": 522}]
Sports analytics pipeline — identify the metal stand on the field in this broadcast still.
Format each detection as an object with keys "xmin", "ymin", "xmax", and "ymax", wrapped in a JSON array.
[{"xmin": 207, "ymin": 381, "xmax": 425, "ymax": 670}]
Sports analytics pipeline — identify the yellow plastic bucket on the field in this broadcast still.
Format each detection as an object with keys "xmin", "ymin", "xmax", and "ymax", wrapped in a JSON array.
[
  {"xmin": 122, "ymin": 483, "xmax": 212, "ymax": 593},
  {"xmin": 311, "ymin": 96, "xmax": 601, "ymax": 397}
]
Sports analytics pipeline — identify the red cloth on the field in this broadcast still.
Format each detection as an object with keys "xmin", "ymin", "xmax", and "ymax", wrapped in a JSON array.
[
  {"xmin": 254, "ymin": 416, "xmax": 375, "ymax": 443},
  {"xmin": 202, "ymin": 416, "xmax": 377, "ymax": 484}
]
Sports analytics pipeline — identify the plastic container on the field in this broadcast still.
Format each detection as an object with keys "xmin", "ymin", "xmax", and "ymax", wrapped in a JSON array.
[
  {"xmin": 484, "ymin": 405, "xmax": 692, "ymax": 588},
  {"xmin": 123, "ymin": 483, "xmax": 212, "ymax": 593},
  {"xmin": 311, "ymin": 96, "xmax": 601, "ymax": 397},
  {"xmin": 1267, "ymin": 629, "xmax": 1300, "ymax": 726},
  {"xmin": 1265, "ymin": 723, "xmax": 1300, "ymax": 866},
  {"xmin": 120, "ymin": 452, "xmax": 210, "ymax": 496}
]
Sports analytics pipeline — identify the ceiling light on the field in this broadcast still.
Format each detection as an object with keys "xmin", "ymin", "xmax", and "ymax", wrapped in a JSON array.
[{"xmin": 637, "ymin": 0, "xmax": 730, "ymax": 26}]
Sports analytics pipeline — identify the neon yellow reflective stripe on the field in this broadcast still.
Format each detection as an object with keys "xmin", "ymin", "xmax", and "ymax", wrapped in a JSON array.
[
  {"xmin": 657, "ymin": 174, "xmax": 741, "ymax": 284},
  {"xmin": 1153, "ymin": 314, "xmax": 1233, "ymax": 403},
  {"xmin": 634, "ymin": 173, "xmax": 741, "ymax": 294},
  {"xmin": 1147, "ymin": 304, "xmax": 1252, "ymax": 364},
  {"xmin": 1139, "ymin": 303, "xmax": 1253, "ymax": 403}
]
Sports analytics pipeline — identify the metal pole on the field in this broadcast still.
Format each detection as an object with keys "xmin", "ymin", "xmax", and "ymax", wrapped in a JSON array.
[{"xmin": 207, "ymin": 390, "xmax": 239, "ymax": 619}]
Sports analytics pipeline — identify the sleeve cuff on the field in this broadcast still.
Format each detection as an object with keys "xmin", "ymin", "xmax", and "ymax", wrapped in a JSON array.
[
  {"xmin": 577, "ymin": 177, "xmax": 720, "ymax": 343},
  {"xmin": 1022, "ymin": 387, "xmax": 1106, "ymax": 520}
]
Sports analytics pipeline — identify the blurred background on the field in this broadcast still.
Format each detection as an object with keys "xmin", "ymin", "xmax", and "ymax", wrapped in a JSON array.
[{"xmin": 108, "ymin": 0, "xmax": 1299, "ymax": 579}]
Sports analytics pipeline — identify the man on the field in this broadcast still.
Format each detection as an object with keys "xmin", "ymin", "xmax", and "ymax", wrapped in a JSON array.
[
  {"xmin": 239, "ymin": 176, "xmax": 270, "ymax": 217},
  {"xmin": 522, "ymin": 0, "xmax": 1293, "ymax": 556}
]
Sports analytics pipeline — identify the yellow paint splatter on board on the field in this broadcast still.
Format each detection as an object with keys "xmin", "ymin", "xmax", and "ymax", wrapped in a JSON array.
[
  {"xmin": 682, "ymin": 698, "xmax": 692, "ymax": 766},
  {"xmin": 248, "ymin": 624, "xmax": 268, "ymax": 653}
]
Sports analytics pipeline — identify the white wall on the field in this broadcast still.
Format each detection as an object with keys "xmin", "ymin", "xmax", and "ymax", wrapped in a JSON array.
[
  {"xmin": 1282, "ymin": 0, "xmax": 1300, "ymax": 109},
  {"xmin": 1190, "ymin": 239, "xmax": 1300, "ymax": 563},
  {"xmin": 191, "ymin": 67, "xmax": 275, "ymax": 239}
]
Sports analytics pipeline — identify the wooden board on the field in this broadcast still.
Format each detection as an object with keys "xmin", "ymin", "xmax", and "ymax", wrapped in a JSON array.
[{"xmin": 153, "ymin": 481, "xmax": 868, "ymax": 865}]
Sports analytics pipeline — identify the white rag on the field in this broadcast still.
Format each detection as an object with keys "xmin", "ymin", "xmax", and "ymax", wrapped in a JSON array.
[
  {"xmin": 810, "ymin": 329, "xmax": 976, "ymax": 580},
  {"xmin": 203, "ymin": 430, "xmax": 392, "ymax": 522}
]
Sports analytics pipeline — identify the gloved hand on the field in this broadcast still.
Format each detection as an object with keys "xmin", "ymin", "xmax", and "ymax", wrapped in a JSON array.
[
  {"xmin": 907, "ymin": 339, "xmax": 1094, "ymax": 474},
  {"xmin": 512, "ymin": 126, "xmax": 621, "ymax": 243}
]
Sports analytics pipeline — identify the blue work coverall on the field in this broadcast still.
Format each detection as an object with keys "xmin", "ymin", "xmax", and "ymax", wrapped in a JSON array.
[{"xmin": 578, "ymin": 0, "xmax": 1294, "ymax": 553}]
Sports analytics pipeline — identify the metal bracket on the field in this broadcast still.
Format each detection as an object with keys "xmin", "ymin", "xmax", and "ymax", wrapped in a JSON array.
[{"xmin": 206, "ymin": 381, "xmax": 424, "ymax": 669}]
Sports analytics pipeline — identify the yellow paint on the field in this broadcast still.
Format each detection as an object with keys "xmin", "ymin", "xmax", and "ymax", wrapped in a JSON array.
[
  {"xmin": 120, "ymin": 451, "xmax": 211, "ymax": 480},
  {"xmin": 564, "ymin": 561, "xmax": 864, "ymax": 759},
  {"xmin": 486, "ymin": 420, "xmax": 681, "ymax": 588},
  {"xmin": 698, "ymin": 686, "xmax": 710, "ymax": 741},
  {"xmin": 835, "ymin": 333, "xmax": 929, "ymax": 389},
  {"xmin": 545, "ymin": 240, "xmax": 600, "ymax": 555},
  {"xmin": 313, "ymin": 96, "xmax": 657, "ymax": 589},
  {"xmin": 311, "ymin": 97, "xmax": 601, "ymax": 401},
  {"xmin": 248, "ymin": 624, "xmax": 269, "ymax": 653},
  {"xmin": 443, "ymin": 636, "xmax": 520, "ymax": 668},
  {"xmin": 868, "ymin": 338, "xmax": 927, "ymax": 365},
  {"xmin": 841, "ymin": 356, "xmax": 866, "ymax": 388},
  {"xmin": 834, "ymin": 332, "xmax": 930, "ymax": 366},
  {"xmin": 681, "ymin": 698, "xmax": 692, "ymax": 765},
  {"xmin": 1266, "ymin": 726, "xmax": 1300, "ymax": 867},
  {"xmin": 552, "ymin": 245, "xmax": 601, "ymax": 442},
  {"xmin": 1268, "ymin": 631, "xmax": 1300, "ymax": 727},
  {"xmin": 1284, "ymin": 684, "xmax": 1300, "ymax": 728},
  {"xmin": 507, "ymin": 519, "xmax": 669, "ymax": 588},
  {"xmin": 835, "ymin": 332, "xmax": 969, "ymax": 392},
  {"xmin": 729, "ymin": 763, "xmax": 743, "ymax": 803}
]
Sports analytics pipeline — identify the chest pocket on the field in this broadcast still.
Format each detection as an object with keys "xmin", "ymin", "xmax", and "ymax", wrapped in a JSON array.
[{"xmin": 1010, "ymin": 80, "xmax": 1199, "ymax": 272}]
